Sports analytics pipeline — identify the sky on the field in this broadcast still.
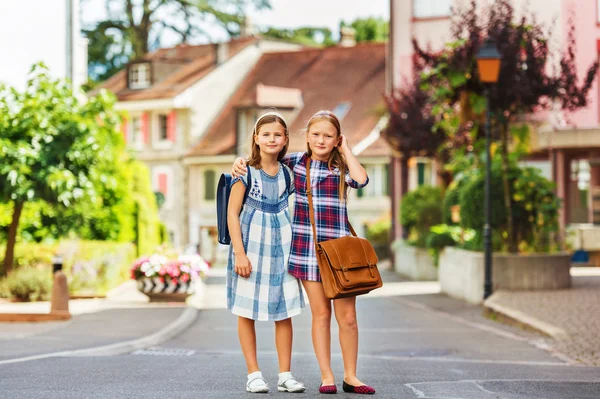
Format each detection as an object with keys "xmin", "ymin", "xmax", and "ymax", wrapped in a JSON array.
[{"xmin": 80, "ymin": 0, "xmax": 390, "ymax": 46}]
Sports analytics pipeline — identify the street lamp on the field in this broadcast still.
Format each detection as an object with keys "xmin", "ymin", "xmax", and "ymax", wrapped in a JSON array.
[{"xmin": 476, "ymin": 38, "xmax": 501, "ymax": 300}]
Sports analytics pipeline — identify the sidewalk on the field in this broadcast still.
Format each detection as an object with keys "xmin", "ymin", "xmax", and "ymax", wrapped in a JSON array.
[
  {"xmin": 485, "ymin": 267, "xmax": 600, "ymax": 366},
  {"xmin": 0, "ymin": 275, "xmax": 209, "ymax": 360}
]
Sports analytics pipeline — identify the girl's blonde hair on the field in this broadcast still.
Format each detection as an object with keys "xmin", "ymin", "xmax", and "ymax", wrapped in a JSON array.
[
  {"xmin": 305, "ymin": 110, "xmax": 349, "ymax": 202},
  {"xmin": 248, "ymin": 111, "xmax": 289, "ymax": 169}
]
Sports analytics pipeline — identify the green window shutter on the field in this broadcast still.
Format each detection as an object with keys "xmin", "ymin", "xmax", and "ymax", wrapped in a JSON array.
[
  {"xmin": 205, "ymin": 170, "xmax": 216, "ymax": 200},
  {"xmin": 417, "ymin": 162, "xmax": 425, "ymax": 186},
  {"xmin": 383, "ymin": 163, "xmax": 390, "ymax": 196}
]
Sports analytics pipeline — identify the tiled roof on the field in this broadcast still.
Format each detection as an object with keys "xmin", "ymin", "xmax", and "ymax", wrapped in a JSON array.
[
  {"xmin": 93, "ymin": 37, "xmax": 258, "ymax": 101},
  {"xmin": 188, "ymin": 43, "xmax": 390, "ymax": 157}
]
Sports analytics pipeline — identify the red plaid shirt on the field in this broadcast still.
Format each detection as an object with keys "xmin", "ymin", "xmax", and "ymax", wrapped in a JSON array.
[{"xmin": 282, "ymin": 152, "xmax": 369, "ymax": 281}]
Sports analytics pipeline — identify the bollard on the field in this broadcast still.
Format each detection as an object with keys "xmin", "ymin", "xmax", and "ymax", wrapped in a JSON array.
[{"xmin": 50, "ymin": 256, "xmax": 70, "ymax": 315}]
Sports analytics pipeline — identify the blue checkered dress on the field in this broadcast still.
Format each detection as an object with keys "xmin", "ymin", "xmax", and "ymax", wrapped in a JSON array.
[{"xmin": 227, "ymin": 163, "xmax": 305, "ymax": 321}]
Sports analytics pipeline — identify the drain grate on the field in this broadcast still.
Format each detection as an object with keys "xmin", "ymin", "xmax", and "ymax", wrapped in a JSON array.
[
  {"xmin": 132, "ymin": 348, "xmax": 196, "ymax": 357},
  {"xmin": 373, "ymin": 349, "xmax": 453, "ymax": 358}
]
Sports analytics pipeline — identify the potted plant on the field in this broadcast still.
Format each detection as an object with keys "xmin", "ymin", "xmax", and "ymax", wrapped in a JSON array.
[{"xmin": 131, "ymin": 253, "xmax": 210, "ymax": 302}]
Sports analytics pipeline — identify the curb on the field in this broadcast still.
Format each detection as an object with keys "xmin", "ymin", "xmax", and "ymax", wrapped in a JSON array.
[
  {"xmin": 0, "ymin": 306, "xmax": 198, "ymax": 365},
  {"xmin": 483, "ymin": 298, "xmax": 569, "ymax": 341},
  {"xmin": 0, "ymin": 312, "xmax": 71, "ymax": 322}
]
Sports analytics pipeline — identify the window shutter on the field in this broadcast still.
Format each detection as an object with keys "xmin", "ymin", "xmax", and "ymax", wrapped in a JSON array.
[
  {"xmin": 167, "ymin": 111, "xmax": 176, "ymax": 142},
  {"xmin": 120, "ymin": 117, "xmax": 128, "ymax": 142},
  {"xmin": 141, "ymin": 112, "xmax": 149, "ymax": 145},
  {"xmin": 383, "ymin": 163, "xmax": 390, "ymax": 196},
  {"xmin": 204, "ymin": 170, "xmax": 216, "ymax": 200},
  {"xmin": 158, "ymin": 173, "xmax": 168, "ymax": 196}
]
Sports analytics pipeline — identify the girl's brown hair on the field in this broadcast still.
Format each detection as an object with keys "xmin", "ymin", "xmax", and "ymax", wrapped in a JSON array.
[
  {"xmin": 248, "ymin": 112, "xmax": 289, "ymax": 169},
  {"xmin": 305, "ymin": 110, "xmax": 349, "ymax": 202}
]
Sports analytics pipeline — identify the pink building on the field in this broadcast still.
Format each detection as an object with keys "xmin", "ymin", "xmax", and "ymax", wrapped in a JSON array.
[{"xmin": 389, "ymin": 0, "xmax": 600, "ymax": 251}]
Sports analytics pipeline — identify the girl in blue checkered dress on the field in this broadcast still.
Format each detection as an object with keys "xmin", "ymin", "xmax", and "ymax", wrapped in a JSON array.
[
  {"xmin": 233, "ymin": 110, "xmax": 375, "ymax": 394},
  {"xmin": 227, "ymin": 112, "xmax": 305, "ymax": 394}
]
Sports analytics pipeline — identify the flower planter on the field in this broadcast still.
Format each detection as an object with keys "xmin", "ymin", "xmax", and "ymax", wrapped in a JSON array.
[
  {"xmin": 392, "ymin": 240, "xmax": 438, "ymax": 281},
  {"xmin": 439, "ymin": 247, "xmax": 571, "ymax": 304},
  {"xmin": 131, "ymin": 253, "xmax": 210, "ymax": 303},
  {"xmin": 136, "ymin": 277, "xmax": 202, "ymax": 302}
]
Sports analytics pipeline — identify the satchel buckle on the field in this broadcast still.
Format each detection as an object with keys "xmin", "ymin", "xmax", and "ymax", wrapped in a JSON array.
[
  {"xmin": 341, "ymin": 265, "xmax": 350, "ymax": 282},
  {"xmin": 367, "ymin": 262, "xmax": 375, "ymax": 278}
]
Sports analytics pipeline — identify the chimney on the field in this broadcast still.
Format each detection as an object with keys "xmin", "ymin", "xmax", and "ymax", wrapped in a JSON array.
[
  {"xmin": 339, "ymin": 27, "xmax": 356, "ymax": 47},
  {"xmin": 240, "ymin": 15, "xmax": 256, "ymax": 38},
  {"xmin": 215, "ymin": 42, "xmax": 229, "ymax": 65}
]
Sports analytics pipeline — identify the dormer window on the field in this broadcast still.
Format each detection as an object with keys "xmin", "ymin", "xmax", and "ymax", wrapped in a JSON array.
[{"xmin": 129, "ymin": 63, "xmax": 151, "ymax": 89}]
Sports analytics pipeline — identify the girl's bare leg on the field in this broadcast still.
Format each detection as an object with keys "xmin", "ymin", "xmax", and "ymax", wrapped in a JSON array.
[
  {"xmin": 333, "ymin": 296, "xmax": 365, "ymax": 386},
  {"xmin": 238, "ymin": 316, "xmax": 259, "ymax": 373},
  {"xmin": 274, "ymin": 318, "xmax": 293, "ymax": 373},
  {"xmin": 302, "ymin": 280, "xmax": 335, "ymax": 385}
]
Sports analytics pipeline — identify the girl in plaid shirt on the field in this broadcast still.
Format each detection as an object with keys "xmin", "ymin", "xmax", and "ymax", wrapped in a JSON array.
[{"xmin": 233, "ymin": 110, "xmax": 375, "ymax": 395}]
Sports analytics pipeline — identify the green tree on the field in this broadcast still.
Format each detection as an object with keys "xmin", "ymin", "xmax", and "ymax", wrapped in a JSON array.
[
  {"xmin": 342, "ymin": 17, "xmax": 389, "ymax": 43},
  {"xmin": 261, "ymin": 26, "xmax": 335, "ymax": 46},
  {"xmin": 83, "ymin": 0, "xmax": 271, "ymax": 82},
  {"xmin": 0, "ymin": 64, "xmax": 125, "ymax": 274}
]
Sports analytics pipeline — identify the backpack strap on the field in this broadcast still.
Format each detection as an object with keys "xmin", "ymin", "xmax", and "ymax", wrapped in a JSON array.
[
  {"xmin": 282, "ymin": 165, "xmax": 291, "ymax": 194},
  {"xmin": 242, "ymin": 167, "xmax": 252, "ymax": 204}
]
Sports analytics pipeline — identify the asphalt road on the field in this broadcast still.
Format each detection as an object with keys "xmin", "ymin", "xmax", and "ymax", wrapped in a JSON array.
[{"xmin": 0, "ymin": 273, "xmax": 599, "ymax": 398}]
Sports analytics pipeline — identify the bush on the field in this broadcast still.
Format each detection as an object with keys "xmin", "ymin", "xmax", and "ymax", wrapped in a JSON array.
[
  {"xmin": 0, "ymin": 240, "xmax": 136, "ymax": 297},
  {"xmin": 400, "ymin": 186, "xmax": 443, "ymax": 247},
  {"xmin": 456, "ymin": 161, "xmax": 560, "ymax": 252},
  {"xmin": 58, "ymin": 240, "xmax": 137, "ymax": 295},
  {"xmin": 0, "ymin": 267, "xmax": 52, "ymax": 302},
  {"xmin": 425, "ymin": 224, "xmax": 478, "ymax": 265},
  {"xmin": 365, "ymin": 218, "xmax": 392, "ymax": 260},
  {"xmin": 365, "ymin": 218, "xmax": 391, "ymax": 246}
]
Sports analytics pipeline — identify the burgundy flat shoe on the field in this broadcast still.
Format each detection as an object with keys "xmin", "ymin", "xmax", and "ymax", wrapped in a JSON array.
[
  {"xmin": 342, "ymin": 381, "xmax": 376, "ymax": 394},
  {"xmin": 319, "ymin": 384, "xmax": 337, "ymax": 394}
]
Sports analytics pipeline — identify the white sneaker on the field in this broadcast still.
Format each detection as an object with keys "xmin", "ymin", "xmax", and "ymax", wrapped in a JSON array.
[
  {"xmin": 246, "ymin": 371, "xmax": 269, "ymax": 393},
  {"xmin": 277, "ymin": 372, "xmax": 306, "ymax": 393}
]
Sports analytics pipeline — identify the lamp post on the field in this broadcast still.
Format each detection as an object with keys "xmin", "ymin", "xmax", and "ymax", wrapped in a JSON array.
[{"xmin": 476, "ymin": 38, "xmax": 501, "ymax": 300}]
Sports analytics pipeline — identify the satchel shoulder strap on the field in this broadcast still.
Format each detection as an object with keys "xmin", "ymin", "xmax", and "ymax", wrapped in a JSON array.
[{"xmin": 305, "ymin": 157, "xmax": 357, "ymax": 248}]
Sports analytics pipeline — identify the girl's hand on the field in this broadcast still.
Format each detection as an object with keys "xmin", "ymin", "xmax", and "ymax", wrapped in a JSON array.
[
  {"xmin": 232, "ymin": 158, "xmax": 248, "ymax": 178},
  {"xmin": 235, "ymin": 255, "xmax": 252, "ymax": 278},
  {"xmin": 338, "ymin": 135, "xmax": 351, "ymax": 155}
]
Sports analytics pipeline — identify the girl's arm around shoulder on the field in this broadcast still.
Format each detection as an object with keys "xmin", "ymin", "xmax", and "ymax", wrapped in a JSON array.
[{"xmin": 280, "ymin": 152, "xmax": 305, "ymax": 169}]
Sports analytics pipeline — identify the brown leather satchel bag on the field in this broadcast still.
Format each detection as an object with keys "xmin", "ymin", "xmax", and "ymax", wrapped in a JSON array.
[{"xmin": 305, "ymin": 157, "xmax": 383, "ymax": 299}]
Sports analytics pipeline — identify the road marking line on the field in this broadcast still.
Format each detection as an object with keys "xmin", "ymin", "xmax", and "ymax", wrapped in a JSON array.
[{"xmin": 0, "ymin": 307, "xmax": 198, "ymax": 366}]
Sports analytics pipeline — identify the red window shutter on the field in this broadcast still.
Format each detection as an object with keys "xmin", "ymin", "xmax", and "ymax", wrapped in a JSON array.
[
  {"xmin": 141, "ymin": 112, "xmax": 149, "ymax": 144},
  {"xmin": 120, "ymin": 117, "xmax": 128, "ymax": 142},
  {"xmin": 158, "ymin": 173, "xmax": 168, "ymax": 196},
  {"xmin": 167, "ymin": 111, "xmax": 176, "ymax": 142}
]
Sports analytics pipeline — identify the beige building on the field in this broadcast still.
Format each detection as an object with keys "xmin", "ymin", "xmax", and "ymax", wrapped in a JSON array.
[
  {"xmin": 186, "ymin": 41, "xmax": 392, "ymax": 263},
  {"xmin": 95, "ymin": 37, "xmax": 302, "ymax": 249}
]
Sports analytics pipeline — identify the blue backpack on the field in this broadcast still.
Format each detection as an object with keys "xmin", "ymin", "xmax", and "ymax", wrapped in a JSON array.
[{"xmin": 216, "ymin": 166, "xmax": 291, "ymax": 245}]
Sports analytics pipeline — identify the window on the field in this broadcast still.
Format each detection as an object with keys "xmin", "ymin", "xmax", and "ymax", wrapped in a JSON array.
[
  {"xmin": 131, "ymin": 117, "xmax": 142, "ymax": 145},
  {"xmin": 204, "ymin": 170, "xmax": 216, "ymax": 200},
  {"xmin": 152, "ymin": 166, "xmax": 173, "ymax": 209},
  {"xmin": 129, "ymin": 63, "xmax": 151, "ymax": 89},
  {"xmin": 413, "ymin": 0, "xmax": 451, "ymax": 19},
  {"xmin": 158, "ymin": 114, "xmax": 168, "ymax": 141},
  {"xmin": 357, "ymin": 164, "xmax": 389, "ymax": 198}
]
